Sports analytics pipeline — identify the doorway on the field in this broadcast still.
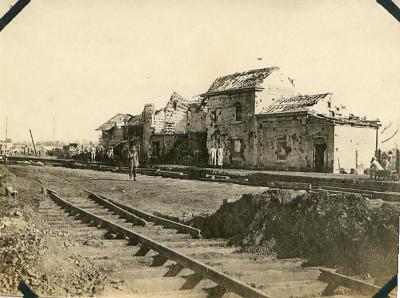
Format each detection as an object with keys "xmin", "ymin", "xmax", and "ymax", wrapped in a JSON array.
[
  {"xmin": 314, "ymin": 143, "xmax": 326, "ymax": 172},
  {"xmin": 152, "ymin": 141, "xmax": 160, "ymax": 157}
]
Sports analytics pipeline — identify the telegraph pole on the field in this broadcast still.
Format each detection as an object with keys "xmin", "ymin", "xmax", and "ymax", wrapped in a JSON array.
[
  {"xmin": 29, "ymin": 129, "xmax": 37, "ymax": 155},
  {"xmin": 53, "ymin": 116, "xmax": 56, "ymax": 145},
  {"xmin": 5, "ymin": 117, "xmax": 8, "ymax": 140}
]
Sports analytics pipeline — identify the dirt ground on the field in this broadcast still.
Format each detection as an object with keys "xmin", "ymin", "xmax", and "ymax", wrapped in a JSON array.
[
  {"xmin": 0, "ymin": 164, "xmax": 268, "ymax": 297},
  {"xmin": 3, "ymin": 164, "xmax": 397, "ymax": 297},
  {"xmin": 0, "ymin": 165, "xmax": 109, "ymax": 296},
  {"xmin": 11, "ymin": 165, "xmax": 268, "ymax": 220},
  {"xmin": 157, "ymin": 164, "xmax": 390, "ymax": 181}
]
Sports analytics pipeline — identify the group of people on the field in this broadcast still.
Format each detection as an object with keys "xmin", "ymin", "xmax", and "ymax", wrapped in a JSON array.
[
  {"xmin": 85, "ymin": 147, "xmax": 114, "ymax": 164},
  {"xmin": 369, "ymin": 156, "xmax": 394, "ymax": 180},
  {"xmin": 209, "ymin": 145, "xmax": 224, "ymax": 168},
  {"xmin": 370, "ymin": 152, "xmax": 394, "ymax": 171},
  {"xmin": 370, "ymin": 157, "xmax": 384, "ymax": 171},
  {"xmin": 90, "ymin": 145, "xmax": 139, "ymax": 180},
  {"xmin": 127, "ymin": 144, "xmax": 223, "ymax": 180}
]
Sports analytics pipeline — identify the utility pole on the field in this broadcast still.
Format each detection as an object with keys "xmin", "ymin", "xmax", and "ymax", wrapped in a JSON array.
[
  {"xmin": 53, "ymin": 116, "xmax": 56, "ymax": 145},
  {"xmin": 375, "ymin": 127, "xmax": 379, "ymax": 158},
  {"xmin": 5, "ymin": 117, "xmax": 8, "ymax": 140},
  {"xmin": 29, "ymin": 129, "xmax": 37, "ymax": 155}
]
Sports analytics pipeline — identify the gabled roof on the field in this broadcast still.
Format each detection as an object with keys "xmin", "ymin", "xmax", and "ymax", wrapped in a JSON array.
[
  {"xmin": 262, "ymin": 93, "xmax": 332, "ymax": 113},
  {"xmin": 96, "ymin": 113, "xmax": 133, "ymax": 131},
  {"xmin": 204, "ymin": 67, "xmax": 279, "ymax": 95}
]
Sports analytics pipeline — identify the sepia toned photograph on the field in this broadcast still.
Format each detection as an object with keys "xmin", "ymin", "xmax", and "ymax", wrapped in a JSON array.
[{"xmin": 0, "ymin": 1, "xmax": 399, "ymax": 297}]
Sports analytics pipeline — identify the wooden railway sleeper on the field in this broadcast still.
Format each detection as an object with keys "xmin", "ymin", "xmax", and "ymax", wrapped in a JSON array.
[
  {"xmin": 46, "ymin": 188, "xmax": 271, "ymax": 298},
  {"xmin": 164, "ymin": 263, "xmax": 184, "ymax": 277},
  {"xmin": 180, "ymin": 272, "xmax": 203, "ymax": 290},
  {"xmin": 150, "ymin": 254, "xmax": 169, "ymax": 267},
  {"xmin": 86, "ymin": 190, "xmax": 201, "ymax": 238},
  {"xmin": 87, "ymin": 193, "xmax": 146, "ymax": 226}
]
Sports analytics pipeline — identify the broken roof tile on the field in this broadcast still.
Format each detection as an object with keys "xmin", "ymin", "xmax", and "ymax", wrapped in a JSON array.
[
  {"xmin": 153, "ymin": 91, "xmax": 190, "ymax": 134},
  {"xmin": 206, "ymin": 67, "xmax": 279, "ymax": 94},
  {"xmin": 262, "ymin": 93, "xmax": 332, "ymax": 113},
  {"xmin": 126, "ymin": 114, "xmax": 143, "ymax": 126},
  {"xmin": 96, "ymin": 113, "xmax": 133, "ymax": 131}
]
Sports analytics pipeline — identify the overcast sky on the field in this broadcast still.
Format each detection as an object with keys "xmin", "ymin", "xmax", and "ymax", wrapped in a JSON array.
[{"xmin": 1, "ymin": 0, "xmax": 399, "ymax": 146}]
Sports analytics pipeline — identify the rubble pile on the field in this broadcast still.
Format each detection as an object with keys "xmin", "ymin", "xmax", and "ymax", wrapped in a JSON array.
[
  {"xmin": 192, "ymin": 189, "xmax": 399, "ymax": 284},
  {"xmin": 0, "ymin": 166, "xmax": 107, "ymax": 296},
  {"xmin": 0, "ymin": 209, "xmax": 56, "ymax": 294},
  {"xmin": 0, "ymin": 206, "xmax": 107, "ymax": 296}
]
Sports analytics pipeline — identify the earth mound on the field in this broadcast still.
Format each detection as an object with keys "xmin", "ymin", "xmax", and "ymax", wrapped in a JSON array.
[{"xmin": 191, "ymin": 189, "xmax": 399, "ymax": 285}]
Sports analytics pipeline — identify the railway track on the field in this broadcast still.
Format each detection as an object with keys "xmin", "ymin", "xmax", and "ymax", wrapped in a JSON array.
[
  {"xmin": 35, "ymin": 178, "xmax": 383, "ymax": 298},
  {"xmin": 8, "ymin": 155, "xmax": 400, "ymax": 202}
]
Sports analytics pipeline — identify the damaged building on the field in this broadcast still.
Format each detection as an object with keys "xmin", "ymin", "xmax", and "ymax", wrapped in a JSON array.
[
  {"xmin": 123, "ymin": 114, "xmax": 144, "ymax": 154},
  {"xmin": 96, "ymin": 92, "xmax": 206, "ymax": 164},
  {"xmin": 201, "ymin": 67, "xmax": 380, "ymax": 173},
  {"xmin": 256, "ymin": 94, "xmax": 380, "ymax": 173},
  {"xmin": 96, "ymin": 113, "xmax": 133, "ymax": 148},
  {"xmin": 142, "ymin": 92, "xmax": 190, "ymax": 162},
  {"xmin": 96, "ymin": 66, "xmax": 381, "ymax": 173}
]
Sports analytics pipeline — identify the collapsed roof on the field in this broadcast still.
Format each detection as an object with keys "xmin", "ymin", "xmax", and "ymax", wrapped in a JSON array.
[
  {"xmin": 260, "ymin": 93, "xmax": 380, "ymax": 128},
  {"xmin": 126, "ymin": 114, "xmax": 143, "ymax": 126},
  {"xmin": 96, "ymin": 113, "xmax": 133, "ymax": 131},
  {"xmin": 152, "ymin": 92, "xmax": 190, "ymax": 134},
  {"xmin": 204, "ymin": 67, "xmax": 280, "ymax": 95},
  {"xmin": 262, "ymin": 93, "xmax": 334, "ymax": 114}
]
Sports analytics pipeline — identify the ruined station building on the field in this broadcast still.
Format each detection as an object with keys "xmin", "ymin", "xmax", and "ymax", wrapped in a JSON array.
[
  {"xmin": 200, "ymin": 67, "xmax": 380, "ymax": 173},
  {"xmin": 96, "ymin": 67, "xmax": 380, "ymax": 174}
]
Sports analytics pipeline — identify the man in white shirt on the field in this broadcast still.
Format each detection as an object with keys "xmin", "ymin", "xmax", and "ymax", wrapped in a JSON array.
[
  {"xmin": 370, "ymin": 157, "xmax": 384, "ymax": 179},
  {"xmin": 217, "ymin": 146, "xmax": 224, "ymax": 168},
  {"xmin": 209, "ymin": 145, "xmax": 217, "ymax": 168}
]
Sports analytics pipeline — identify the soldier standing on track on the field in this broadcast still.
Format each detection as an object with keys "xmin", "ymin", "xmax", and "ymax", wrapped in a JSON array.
[{"xmin": 128, "ymin": 146, "xmax": 139, "ymax": 181}]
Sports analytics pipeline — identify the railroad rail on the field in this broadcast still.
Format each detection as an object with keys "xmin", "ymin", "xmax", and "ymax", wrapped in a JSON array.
[
  {"xmin": 35, "ymin": 179, "xmax": 390, "ymax": 297},
  {"xmin": 85, "ymin": 190, "xmax": 201, "ymax": 238},
  {"xmin": 44, "ymin": 187, "xmax": 271, "ymax": 298}
]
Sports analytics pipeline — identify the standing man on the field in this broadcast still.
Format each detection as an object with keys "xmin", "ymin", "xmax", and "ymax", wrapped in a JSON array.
[
  {"xmin": 209, "ymin": 145, "xmax": 217, "ymax": 168},
  {"xmin": 217, "ymin": 145, "xmax": 224, "ymax": 168},
  {"xmin": 381, "ymin": 152, "xmax": 389, "ymax": 170},
  {"xmin": 107, "ymin": 148, "xmax": 114, "ymax": 164},
  {"xmin": 128, "ymin": 146, "xmax": 139, "ymax": 181},
  {"xmin": 90, "ymin": 146, "xmax": 96, "ymax": 162}
]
